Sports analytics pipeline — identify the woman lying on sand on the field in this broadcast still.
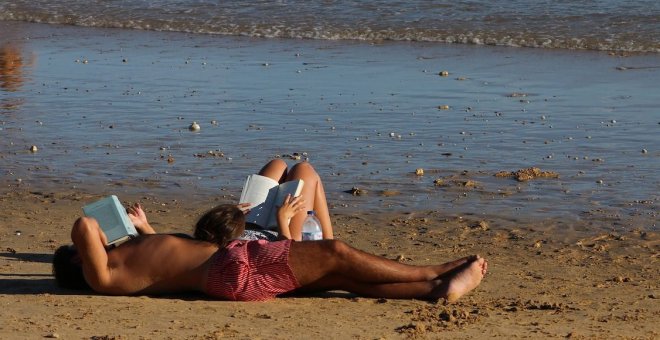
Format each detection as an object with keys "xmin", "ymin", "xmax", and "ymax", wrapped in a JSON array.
[{"xmin": 128, "ymin": 159, "xmax": 335, "ymax": 244}]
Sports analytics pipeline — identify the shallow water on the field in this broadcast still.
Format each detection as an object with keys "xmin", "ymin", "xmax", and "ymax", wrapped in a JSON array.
[{"xmin": 1, "ymin": 22, "xmax": 658, "ymax": 231}]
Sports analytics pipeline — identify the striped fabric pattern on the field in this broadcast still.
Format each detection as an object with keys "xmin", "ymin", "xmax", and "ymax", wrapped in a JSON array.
[{"xmin": 206, "ymin": 239, "xmax": 300, "ymax": 301}]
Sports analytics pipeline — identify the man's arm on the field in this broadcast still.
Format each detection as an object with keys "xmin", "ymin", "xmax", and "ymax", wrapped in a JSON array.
[{"xmin": 71, "ymin": 217, "xmax": 113, "ymax": 291}]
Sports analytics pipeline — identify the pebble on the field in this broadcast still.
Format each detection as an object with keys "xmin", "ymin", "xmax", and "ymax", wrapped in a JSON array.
[
  {"xmin": 29, "ymin": 145, "xmax": 38, "ymax": 152},
  {"xmin": 415, "ymin": 168, "xmax": 424, "ymax": 176},
  {"xmin": 16, "ymin": 231, "xmax": 21, "ymax": 236},
  {"xmin": 641, "ymin": 149, "xmax": 648, "ymax": 154},
  {"xmin": 438, "ymin": 105, "xmax": 450, "ymax": 110},
  {"xmin": 596, "ymin": 180, "xmax": 604, "ymax": 184},
  {"xmin": 439, "ymin": 70, "xmax": 449, "ymax": 77},
  {"xmin": 189, "ymin": 122, "xmax": 200, "ymax": 131}
]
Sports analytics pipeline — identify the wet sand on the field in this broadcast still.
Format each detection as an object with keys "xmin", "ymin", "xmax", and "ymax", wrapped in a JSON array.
[
  {"xmin": 1, "ymin": 190, "xmax": 659, "ymax": 339},
  {"xmin": 1, "ymin": 21, "xmax": 659, "ymax": 339}
]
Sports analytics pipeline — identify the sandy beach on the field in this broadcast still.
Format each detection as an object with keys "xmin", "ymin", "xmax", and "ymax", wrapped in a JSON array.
[
  {"xmin": 1, "ymin": 189, "xmax": 658, "ymax": 339},
  {"xmin": 1, "ymin": 20, "xmax": 659, "ymax": 339}
]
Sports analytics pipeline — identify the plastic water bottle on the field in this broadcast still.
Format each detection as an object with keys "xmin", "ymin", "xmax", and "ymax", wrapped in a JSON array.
[{"xmin": 301, "ymin": 210, "xmax": 323, "ymax": 241}]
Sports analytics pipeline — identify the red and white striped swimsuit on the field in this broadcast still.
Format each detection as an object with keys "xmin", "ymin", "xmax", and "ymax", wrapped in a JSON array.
[{"xmin": 205, "ymin": 239, "xmax": 300, "ymax": 301}]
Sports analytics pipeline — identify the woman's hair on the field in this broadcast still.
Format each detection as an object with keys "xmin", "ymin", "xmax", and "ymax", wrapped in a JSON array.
[
  {"xmin": 194, "ymin": 204, "xmax": 246, "ymax": 247},
  {"xmin": 52, "ymin": 245, "xmax": 91, "ymax": 290}
]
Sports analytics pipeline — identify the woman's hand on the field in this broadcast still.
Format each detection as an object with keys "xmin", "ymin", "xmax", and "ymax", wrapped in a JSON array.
[
  {"xmin": 127, "ymin": 203, "xmax": 156, "ymax": 234},
  {"xmin": 276, "ymin": 194, "xmax": 306, "ymax": 239},
  {"xmin": 278, "ymin": 194, "xmax": 306, "ymax": 221},
  {"xmin": 236, "ymin": 202, "xmax": 252, "ymax": 215}
]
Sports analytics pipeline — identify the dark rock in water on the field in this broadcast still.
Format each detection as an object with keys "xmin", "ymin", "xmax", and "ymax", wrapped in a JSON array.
[{"xmin": 345, "ymin": 186, "xmax": 367, "ymax": 196}]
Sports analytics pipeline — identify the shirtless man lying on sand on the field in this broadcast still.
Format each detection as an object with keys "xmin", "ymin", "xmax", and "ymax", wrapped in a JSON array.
[{"xmin": 53, "ymin": 216, "xmax": 487, "ymax": 302}]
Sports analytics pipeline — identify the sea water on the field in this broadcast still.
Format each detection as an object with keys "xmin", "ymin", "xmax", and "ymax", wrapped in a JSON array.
[{"xmin": 0, "ymin": 1, "xmax": 658, "ymax": 231}]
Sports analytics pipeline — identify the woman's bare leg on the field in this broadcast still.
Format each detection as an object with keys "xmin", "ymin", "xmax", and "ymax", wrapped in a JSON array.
[
  {"xmin": 257, "ymin": 159, "xmax": 288, "ymax": 182},
  {"xmin": 285, "ymin": 162, "xmax": 334, "ymax": 240}
]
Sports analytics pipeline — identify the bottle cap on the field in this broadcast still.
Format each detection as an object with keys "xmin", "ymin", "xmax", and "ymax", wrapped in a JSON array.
[{"xmin": 307, "ymin": 210, "xmax": 314, "ymax": 215}]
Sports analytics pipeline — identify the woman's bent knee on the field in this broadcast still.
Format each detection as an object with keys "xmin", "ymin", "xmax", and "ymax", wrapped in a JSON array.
[{"xmin": 262, "ymin": 159, "xmax": 288, "ymax": 172}]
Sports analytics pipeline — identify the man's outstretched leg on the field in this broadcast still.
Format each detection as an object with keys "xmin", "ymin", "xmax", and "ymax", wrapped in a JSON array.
[
  {"xmin": 291, "ymin": 258, "xmax": 486, "ymax": 300},
  {"xmin": 287, "ymin": 240, "xmax": 486, "ymax": 300}
]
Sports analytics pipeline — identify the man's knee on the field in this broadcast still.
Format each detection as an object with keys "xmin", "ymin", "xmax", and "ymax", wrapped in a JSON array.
[{"xmin": 318, "ymin": 239, "xmax": 351, "ymax": 257}]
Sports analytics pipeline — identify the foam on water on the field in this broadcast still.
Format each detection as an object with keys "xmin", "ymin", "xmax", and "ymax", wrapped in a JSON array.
[{"xmin": 1, "ymin": 0, "xmax": 659, "ymax": 52}]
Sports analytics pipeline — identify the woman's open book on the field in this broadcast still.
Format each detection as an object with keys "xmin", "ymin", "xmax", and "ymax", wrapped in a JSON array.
[{"xmin": 239, "ymin": 174, "xmax": 304, "ymax": 230}]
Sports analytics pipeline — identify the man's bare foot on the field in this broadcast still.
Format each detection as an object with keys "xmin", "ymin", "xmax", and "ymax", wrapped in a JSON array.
[
  {"xmin": 432, "ymin": 255, "xmax": 480, "ymax": 279},
  {"xmin": 431, "ymin": 258, "xmax": 486, "ymax": 302}
]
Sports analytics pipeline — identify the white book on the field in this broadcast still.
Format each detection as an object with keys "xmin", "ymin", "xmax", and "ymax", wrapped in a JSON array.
[
  {"xmin": 239, "ymin": 174, "xmax": 304, "ymax": 230},
  {"xmin": 82, "ymin": 195, "xmax": 138, "ymax": 245}
]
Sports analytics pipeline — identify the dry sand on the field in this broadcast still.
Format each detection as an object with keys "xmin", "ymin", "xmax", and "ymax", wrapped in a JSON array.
[{"xmin": 0, "ymin": 189, "xmax": 658, "ymax": 339}]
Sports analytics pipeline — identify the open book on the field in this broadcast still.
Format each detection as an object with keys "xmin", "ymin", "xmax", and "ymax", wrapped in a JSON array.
[
  {"xmin": 239, "ymin": 174, "xmax": 304, "ymax": 229},
  {"xmin": 82, "ymin": 195, "xmax": 138, "ymax": 246}
]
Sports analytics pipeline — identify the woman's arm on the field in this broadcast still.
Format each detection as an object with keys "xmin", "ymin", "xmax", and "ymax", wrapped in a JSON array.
[
  {"xmin": 276, "ymin": 194, "xmax": 306, "ymax": 240},
  {"xmin": 127, "ymin": 203, "xmax": 156, "ymax": 234}
]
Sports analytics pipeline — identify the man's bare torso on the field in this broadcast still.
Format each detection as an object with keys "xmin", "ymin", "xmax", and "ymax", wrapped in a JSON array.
[{"xmin": 102, "ymin": 235, "xmax": 219, "ymax": 295}]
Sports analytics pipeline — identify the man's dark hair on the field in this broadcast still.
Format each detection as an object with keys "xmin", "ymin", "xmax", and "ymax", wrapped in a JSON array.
[
  {"xmin": 52, "ymin": 245, "xmax": 91, "ymax": 290},
  {"xmin": 194, "ymin": 204, "xmax": 245, "ymax": 247}
]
